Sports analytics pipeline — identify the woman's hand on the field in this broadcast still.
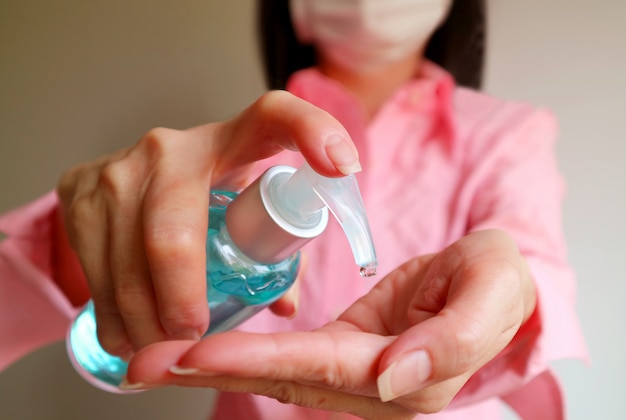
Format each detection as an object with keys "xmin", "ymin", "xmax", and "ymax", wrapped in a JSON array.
[
  {"xmin": 123, "ymin": 229, "xmax": 536, "ymax": 419},
  {"xmin": 56, "ymin": 91, "xmax": 361, "ymax": 360}
]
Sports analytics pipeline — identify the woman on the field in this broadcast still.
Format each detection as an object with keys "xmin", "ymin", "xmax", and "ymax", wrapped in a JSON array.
[
  {"xmin": 0, "ymin": 0, "xmax": 587, "ymax": 419},
  {"xmin": 124, "ymin": 0, "xmax": 587, "ymax": 418}
]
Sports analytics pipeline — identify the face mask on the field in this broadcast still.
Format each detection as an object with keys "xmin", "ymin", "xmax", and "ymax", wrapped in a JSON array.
[{"xmin": 290, "ymin": 0, "xmax": 452, "ymax": 74}]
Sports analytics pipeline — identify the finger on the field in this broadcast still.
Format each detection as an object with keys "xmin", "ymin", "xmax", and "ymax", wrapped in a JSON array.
[
  {"xmin": 123, "ymin": 340, "xmax": 415, "ymax": 420},
  {"xmin": 377, "ymin": 231, "xmax": 527, "ymax": 402},
  {"xmin": 110, "ymin": 215, "xmax": 165, "ymax": 350},
  {"xmin": 139, "ymin": 376, "xmax": 416, "ymax": 420},
  {"xmin": 101, "ymin": 157, "xmax": 168, "ymax": 350},
  {"xmin": 59, "ymin": 162, "xmax": 133, "ymax": 357},
  {"xmin": 383, "ymin": 371, "xmax": 472, "ymax": 414},
  {"xmin": 179, "ymin": 377, "xmax": 416, "ymax": 420},
  {"xmin": 136, "ymin": 128, "xmax": 211, "ymax": 341},
  {"xmin": 214, "ymin": 90, "xmax": 361, "ymax": 179},
  {"xmin": 128, "ymin": 330, "xmax": 392, "ymax": 396},
  {"xmin": 134, "ymin": 93, "xmax": 360, "ymax": 337},
  {"xmin": 269, "ymin": 251, "xmax": 307, "ymax": 318}
]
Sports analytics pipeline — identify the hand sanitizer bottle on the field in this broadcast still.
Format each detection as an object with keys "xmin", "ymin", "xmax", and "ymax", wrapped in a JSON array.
[{"xmin": 66, "ymin": 163, "xmax": 378, "ymax": 393}]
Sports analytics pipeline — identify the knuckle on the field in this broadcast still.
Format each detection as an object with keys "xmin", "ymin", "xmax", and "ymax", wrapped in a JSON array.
[
  {"xmin": 263, "ymin": 382, "xmax": 306, "ymax": 407},
  {"xmin": 454, "ymin": 327, "xmax": 481, "ymax": 355},
  {"xmin": 144, "ymin": 225, "xmax": 200, "ymax": 261},
  {"xmin": 295, "ymin": 336, "xmax": 348, "ymax": 389},
  {"xmin": 450, "ymin": 325, "xmax": 483, "ymax": 373},
  {"xmin": 315, "ymin": 363, "xmax": 345, "ymax": 390},
  {"xmin": 255, "ymin": 90, "xmax": 292, "ymax": 112},
  {"xmin": 139, "ymin": 127, "xmax": 178, "ymax": 158},
  {"xmin": 255, "ymin": 90, "xmax": 315, "ymax": 131},
  {"xmin": 98, "ymin": 160, "xmax": 134, "ymax": 200}
]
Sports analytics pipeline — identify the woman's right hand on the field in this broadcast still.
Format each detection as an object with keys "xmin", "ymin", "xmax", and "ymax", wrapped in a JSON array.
[{"xmin": 56, "ymin": 90, "xmax": 361, "ymax": 360}]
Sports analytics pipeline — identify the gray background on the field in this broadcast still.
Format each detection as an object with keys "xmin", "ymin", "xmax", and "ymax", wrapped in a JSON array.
[{"xmin": 1, "ymin": 1, "xmax": 624, "ymax": 419}]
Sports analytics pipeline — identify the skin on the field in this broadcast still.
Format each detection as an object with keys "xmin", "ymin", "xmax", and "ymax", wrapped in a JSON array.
[
  {"xmin": 57, "ymin": 91, "xmax": 361, "ymax": 359},
  {"xmin": 124, "ymin": 230, "xmax": 536, "ymax": 419},
  {"xmin": 59, "ymin": 16, "xmax": 537, "ymax": 418},
  {"xmin": 316, "ymin": 46, "xmax": 425, "ymax": 121}
]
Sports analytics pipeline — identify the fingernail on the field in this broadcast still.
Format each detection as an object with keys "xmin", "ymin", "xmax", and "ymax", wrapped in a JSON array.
[
  {"xmin": 325, "ymin": 135, "xmax": 361, "ymax": 175},
  {"xmin": 169, "ymin": 365, "xmax": 202, "ymax": 376},
  {"xmin": 170, "ymin": 328, "xmax": 203, "ymax": 342},
  {"xmin": 377, "ymin": 350, "xmax": 432, "ymax": 402},
  {"xmin": 119, "ymin": 378, "xmax": 148, "ymax": 391}
]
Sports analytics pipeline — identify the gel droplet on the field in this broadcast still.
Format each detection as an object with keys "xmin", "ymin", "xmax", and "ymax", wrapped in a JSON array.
[{"xmin": 359, "ymin": 265, "xmax": 377, "ymax": 278}]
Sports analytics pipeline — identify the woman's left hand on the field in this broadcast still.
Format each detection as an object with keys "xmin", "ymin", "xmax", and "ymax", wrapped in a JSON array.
[{"xmin": 124, "ymin": 229, "xmax": 536, "ymax": 419}]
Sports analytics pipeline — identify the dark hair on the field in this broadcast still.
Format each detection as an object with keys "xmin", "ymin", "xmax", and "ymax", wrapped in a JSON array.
[{"xmin": 257, "ymin": 0, "xmax": 486, "ymax": 90}]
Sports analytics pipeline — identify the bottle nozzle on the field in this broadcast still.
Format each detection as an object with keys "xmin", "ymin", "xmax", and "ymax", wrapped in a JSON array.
[
  {"xmin": 226, "ymin": 163, "xmax": 377, "ymax": 274},
  {"xmin": 279, "ymin": 163, "xmax": 378, "ymax": 274},
  {"xmin": 360, "ymin": 264, "xmax": 377, "ymax": 278}
]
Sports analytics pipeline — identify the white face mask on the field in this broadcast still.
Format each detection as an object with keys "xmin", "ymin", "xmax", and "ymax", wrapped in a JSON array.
[{"xmin": 290, "ymin": 0, "xmax": 452, "ymax": 74}]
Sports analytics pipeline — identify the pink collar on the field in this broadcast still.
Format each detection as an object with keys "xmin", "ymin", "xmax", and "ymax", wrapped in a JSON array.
[{"xmin": 286, "ymin": 60, "xmax": 457, "ymax": 151}]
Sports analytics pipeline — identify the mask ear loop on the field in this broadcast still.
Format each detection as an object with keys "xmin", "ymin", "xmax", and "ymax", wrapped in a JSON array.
[{"xmin": 289, "ymin": 0, "xmax": 313, "ymax": 43}]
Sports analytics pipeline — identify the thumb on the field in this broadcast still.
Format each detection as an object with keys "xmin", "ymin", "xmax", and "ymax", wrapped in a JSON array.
[
  {"xmin": 376, "ymin": 311, "xmax": 487, "ymax": 404},
  {"xmin": 377, "ymin": 231, "xmax": 527, "ymax": 403},
  {"xmin": 212, "ymin": 90, "xmax": 361, "ymax": 180}
]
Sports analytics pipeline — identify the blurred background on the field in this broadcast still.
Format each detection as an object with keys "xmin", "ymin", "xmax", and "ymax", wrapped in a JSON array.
[{"xmin": 1, "ymin": 1, "xmax": 624, "ymax": 418}]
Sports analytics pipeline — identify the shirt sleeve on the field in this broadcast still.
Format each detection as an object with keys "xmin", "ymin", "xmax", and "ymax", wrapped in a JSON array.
[
  {"xmin": 0, "ymin": 191, "xmax": 79, "ymax": 372},
  {"xmin": 449, "ymin": 102, "xmax": 589, "ymax": 412}
]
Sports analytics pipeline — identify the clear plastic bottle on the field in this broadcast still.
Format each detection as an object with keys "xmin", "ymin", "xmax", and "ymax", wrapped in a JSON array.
[{"xmin": 67, "ymin": 164, "xmax": 378, "ymax": 393}]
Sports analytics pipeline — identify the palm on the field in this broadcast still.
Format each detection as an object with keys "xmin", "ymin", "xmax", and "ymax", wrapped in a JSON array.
[
  {"xmin": 335, "ymin": 254, "xmax": 436, "ymax": 337},
  {"xmin": 127, "ymin": 259, "xmax": 427, "ymax": 419},
  {"xmin": 127, "ymin": 230, "xmax": 534, "ymax": 419}
]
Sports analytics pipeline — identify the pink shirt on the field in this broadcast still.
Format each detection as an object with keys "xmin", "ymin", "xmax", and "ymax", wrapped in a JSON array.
[{"xmin": 0, "ymin": 62, "xmax": 588, "ymax": 419}]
